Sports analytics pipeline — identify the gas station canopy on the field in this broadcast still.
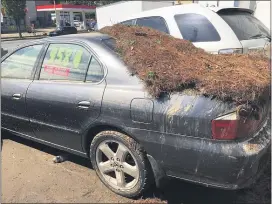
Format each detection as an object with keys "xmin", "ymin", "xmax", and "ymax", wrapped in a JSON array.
[
  {"xmin": 36, "ymin": 4, "xmax": 96, "ymax": 29},
  {"xmin": 36, "ymin": 4, "xmax": 96, "ymax": 12}
]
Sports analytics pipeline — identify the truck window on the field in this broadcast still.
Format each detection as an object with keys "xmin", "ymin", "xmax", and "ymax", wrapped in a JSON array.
[
  {"xmin": 218, "ymin": 10, "xmax": 270, "ymax": 41},
  {"xmin": 120, "ymin": 19, "xmax": 135, "ymax": 26},
  {"xmin": 174, "ymin": 13, "xmax": 221, "ymax": 42},
  {"xmin": 136, "ymin": 16, "xmax": 169, "ymax": 34}
]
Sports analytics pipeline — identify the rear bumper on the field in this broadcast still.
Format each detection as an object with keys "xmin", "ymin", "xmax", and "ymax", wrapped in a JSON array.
[
  {"xmin": 175, "ymin": 119, "xmax": 271, "ymax": 190},
  {"xmin": 167, "ymin": 139, "xmax": 270, "ymax": 190},
  {"xmin": 129, "ymin": 118, "xmax": 271, "ymax": 190}
]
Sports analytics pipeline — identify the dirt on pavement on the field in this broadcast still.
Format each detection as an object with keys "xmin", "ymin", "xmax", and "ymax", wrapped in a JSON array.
[
  {"xmin": 1, "ymin": 28, "xmax": 55, "ymax": 39},
  {"xmin": 1, "ymin": 138, "xmax": 132, "ymax": 203},
  {"xmin": 1, "ymin": 134, "xmax": 270, "ymax": 204}
]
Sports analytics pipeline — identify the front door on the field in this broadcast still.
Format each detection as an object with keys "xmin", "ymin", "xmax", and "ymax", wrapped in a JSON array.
[
  {"xmin": 62, "ymin": 27, "xmax": 69, "ymax": 35},
  {"xmin": 1, "ymin": 44, "xmax": 44, "ymax": 136},
  {"xmin": 26, "ymin": 42, "xmax": 106, "ymax": 151}
]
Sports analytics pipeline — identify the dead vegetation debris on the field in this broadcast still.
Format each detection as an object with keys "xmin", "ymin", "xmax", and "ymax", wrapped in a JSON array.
[
  {"xmin": 100, "ymin": 24, "xmax": 270, "ymax": 103},
  {"xmin": 133, "ymin": 198, "xmax": 167, "ymax": 204}
]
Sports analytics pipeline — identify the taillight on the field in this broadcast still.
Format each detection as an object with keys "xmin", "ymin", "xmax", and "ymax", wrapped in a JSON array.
[
  {"xmin": 212, "ymin": 112, "xmax": 238, "ymax": 140},
  {"xmin": 212, "ymin": 109, "xmax": 265, "ymax": 140}
]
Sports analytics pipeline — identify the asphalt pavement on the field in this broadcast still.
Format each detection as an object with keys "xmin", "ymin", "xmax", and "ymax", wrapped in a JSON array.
[
  {"xmin": 1, "ymin": 133, "xmax": 270, "ymax": 204},
  {"xmin": 1, "ymin": 136, "xmax": 132, "ymax": 203}
]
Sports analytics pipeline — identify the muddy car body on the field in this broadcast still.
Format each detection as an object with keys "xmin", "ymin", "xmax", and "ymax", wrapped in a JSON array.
[{"xmin": 1, "ymin": 33, "xmax": 271, "ymax": 198}]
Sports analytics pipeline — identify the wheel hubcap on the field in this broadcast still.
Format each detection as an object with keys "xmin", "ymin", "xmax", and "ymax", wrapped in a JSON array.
[{"xmin": 96, "ymin": 140, "xmax": 139, "ymax": 190}]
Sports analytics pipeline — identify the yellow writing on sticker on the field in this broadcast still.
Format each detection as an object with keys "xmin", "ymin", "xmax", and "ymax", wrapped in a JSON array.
[
  {"xmin": 49, "ymin": 47, "xmax": 59, "ymax": 64},
  {"xmin": 63, "ymin": 49, "xmax": 73, "ymax": 66},
  {"xmin": 73, "ymin": 50, "xmax": 83, "ymax": 69},
  {"xmin": 55, "ymin": 47, "xmax": 66, "ymax": 65},
  {"xmin": 48, "ymin": 47, "xmax": 83, "ymax": 69}
]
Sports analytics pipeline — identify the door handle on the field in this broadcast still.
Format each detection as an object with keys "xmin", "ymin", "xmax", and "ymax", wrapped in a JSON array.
[
  {"xmin": 12, "ymin": 93, "xmax": 22, "ymax": 100},
  {"xmin": 77, "ymin": 101, "xmax": 91, "ymax": 109}
]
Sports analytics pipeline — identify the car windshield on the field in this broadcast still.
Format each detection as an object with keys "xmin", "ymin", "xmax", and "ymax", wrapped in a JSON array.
[{"xmin": 218, "ymin": 10, "xmax": 270, "ymax": 41}]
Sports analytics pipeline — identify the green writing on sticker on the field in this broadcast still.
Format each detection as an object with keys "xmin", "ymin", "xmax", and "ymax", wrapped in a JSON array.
[
  {"xmin": 73, "ymin": 50, "xmax": 83, "ymax": 69},
  {"xmin": 55, "ymin": 47, "xmax": 66, "ymax": 65},
  {"xmin": 49, "ymin": 47, "xmax": 59, "ymax": 64},
  {"xmin": 48, "ymin": 46, "xmax": 83, "ymax": 69},
  {"xmin": 63, "ymin": 49, "xmax": 73, "ymax": 66}
]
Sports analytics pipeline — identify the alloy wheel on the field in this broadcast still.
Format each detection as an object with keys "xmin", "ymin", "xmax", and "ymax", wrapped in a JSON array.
[{"xmin": 95, "ymin": 140, "xmax": 140, "ymax": 190}]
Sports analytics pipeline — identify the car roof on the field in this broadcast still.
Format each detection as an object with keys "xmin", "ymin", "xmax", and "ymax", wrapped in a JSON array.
[
  {"xmin": 118, "ymin": 3, "xmax": 253, "ymax": 22},
  {"xmin": 31, "ymin": 32, "xmax": 111, "ymax": 44},
  {"xmin": 10, "ymin": 33, "xmax": 112, "ymax": 52},
  {"xmin": 209, "ymin": 6, "xmax": 253, "ymax": 14},
  {"xmin": 118, "ymin": 4, "xmax": 203, "ymax": 21}
]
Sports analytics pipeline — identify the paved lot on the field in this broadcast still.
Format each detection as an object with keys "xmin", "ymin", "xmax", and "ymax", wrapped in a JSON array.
[
  {"xmin": 1, "ymin": 39, "xmax": 34, "ymax": 53},
  {"xmin": 1, "ymin": 133, "xmax": 270, "ymax": 204},
  {"xmin": 1, "ymin": 135, "xmax": 131, "ymax": 203},
  {"xmin": 1, "ymin": 28, "xmax": 55, "ymax": 39}
]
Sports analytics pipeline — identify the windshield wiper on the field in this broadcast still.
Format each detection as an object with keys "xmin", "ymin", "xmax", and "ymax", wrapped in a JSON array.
[{"xmin": 249, "ymin": 33, "xmax": 271, "ymax": 41}]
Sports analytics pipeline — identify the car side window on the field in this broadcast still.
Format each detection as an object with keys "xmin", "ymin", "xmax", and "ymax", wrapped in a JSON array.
[
  {"xmin": 120, "ymin": 19, "xmax": 135, "ymax": 26},
  {"xmin": 174, "ymin": 13, "xmax": 221, "ymax": 42},
  {"xmin": 86, "ymin": 56, "xmax": 104, "ymax": 83},
  {"xmin": 39, "ymin": 43, "xmax": 91, "ymax": 81},
  {"xmin": 1, "ymin": 44, "xmax": 43, "ymax": 79},
  {"xmin": 136, "ymin": 16, "xmax": 169, "ymax": 34}
]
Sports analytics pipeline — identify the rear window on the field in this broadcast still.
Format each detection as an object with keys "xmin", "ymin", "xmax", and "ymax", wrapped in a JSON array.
[
  {"xmin": 102, "ymin": 38, "xmax": 116, "ymax": 51},
  {"xmin": 174, "ymin": 13, "xmax": 221, "ymax": 42},
  {"xmin": 218, "ymin": 10, "xmax": 270, "ymax": 41}
]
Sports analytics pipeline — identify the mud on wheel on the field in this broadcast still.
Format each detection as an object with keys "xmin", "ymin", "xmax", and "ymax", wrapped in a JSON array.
[{"xmin": 90, "ymin": 131, "xmax": 153, "ymax": 198}]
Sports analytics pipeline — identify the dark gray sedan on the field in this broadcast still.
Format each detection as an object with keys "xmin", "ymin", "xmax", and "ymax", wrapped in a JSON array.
[
  {"xmin": 49, "ymin": 26, "xmax": 77, "ymax": 36},
  {"xmin": 1, "ymin": 33, "xmax": 270, "ymax": 198}
]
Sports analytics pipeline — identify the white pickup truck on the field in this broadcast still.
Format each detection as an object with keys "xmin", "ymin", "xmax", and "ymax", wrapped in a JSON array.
[{"xmin": 96, "ymin": 1, "xmax": 174, "ymax": 30}]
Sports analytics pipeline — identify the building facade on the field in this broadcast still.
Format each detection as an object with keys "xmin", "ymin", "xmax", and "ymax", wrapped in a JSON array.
[
  {"xmin": 1, "ymin": 0, "xmax": 270, "ymax": 32},
  {"xmin": 1, "ymin": 0, "xmax": 51, "ymax": 32}
]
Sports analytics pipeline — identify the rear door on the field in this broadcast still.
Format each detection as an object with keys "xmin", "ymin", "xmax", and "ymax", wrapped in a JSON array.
[
  {"xmin": 72, "ymin": 27, "xmax": 77, "ymax": 34},
  {"xmin": 66, "ymin": 27, "xmax": 74, "ymax": 34},
  {"xmin": 218, "ymin": 10, "xmax": 271, "ymax": 54},
  {"xmin": 62, "ymin": 27, "xmax": 70, "ymax": 35},
  {"xmin": 26, "ymin": 42, "xmax": 106, "ymax": 151},
  {"xmin": 1, "ymin": 44, "xmax": 44, "ymax": 136}
]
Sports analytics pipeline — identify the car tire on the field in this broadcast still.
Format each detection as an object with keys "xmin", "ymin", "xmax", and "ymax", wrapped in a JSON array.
[{"xmin": 90, "ymin": 131, "xmax": 153, "ymax": 198}]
